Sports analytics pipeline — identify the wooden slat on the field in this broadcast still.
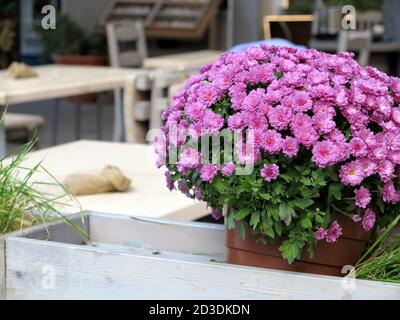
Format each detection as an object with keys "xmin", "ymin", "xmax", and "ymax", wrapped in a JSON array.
[
  {"xmin": 5, "ymin": 235, "xmax": 400, "ymax": 300},
  {"xmin": 88, "ymin": 212, "xmax": 225, "ymax": 255}
]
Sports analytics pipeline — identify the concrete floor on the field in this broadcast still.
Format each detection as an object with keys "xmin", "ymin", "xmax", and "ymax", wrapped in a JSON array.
[{"xmin": 7, "ymin": 94, "xmax": 116, "ymax": 152}]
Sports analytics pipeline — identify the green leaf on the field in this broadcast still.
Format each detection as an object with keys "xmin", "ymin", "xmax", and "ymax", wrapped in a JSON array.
[
  {"xmin": 272, "ymin": 182, "xmax": 285, "ymax": 195},
  {"xmin": 259, "ymin": 193, "xmax": 272, "ymax": 201},
  {"xmin": 239, "ymin": 221, "xmax": 246, "ymax": 239},
  {"xmin": 265, "ymin": 224, "xmax": 275, "ymax": 238},
  {"xmin": 291, "ymin": 198, "xmax": 314, "ymax": 210},
  {"xmin": 235, "ymin": 208, "xmax": 251, "ymax": 221},
  {"xmin": 227, "ymin": 212, "xmax": 236, "ymax": 230},
  {"xmin": 328, "ymin": 183, "xmax": 342, "ymax": 201},
  {"xmin": 299, "ymin": 186, "xmax": 313, "ymax": 198},
  {"xmin": 279, "ymin": 242, "xmax": 301, "ymax": 264},
  {"xmin": 280, "ymin": 174, "xmax": 292, "ymax": 183},
  {"xmin": 267, "ymin": 205, "xmax": 280, "ymax": 221},
  {"xmin": 301, "ymin": 217, "xmax": 312, "ymax": 229},
  {"xmin": 213, "ymin": 177, "xmax": 227, "ymax": 193},
  {"xmin": 249, "ymin": 212, "xmax": 261, "ymax": 230},
  {"xmin": 279, "ymin": 203, "xmax": 295, "ymax": 225},
  {"xmin": 273, "ymin": 222, "xmax": 283, "ymax": 236},
  {"xmin": 300, "ymin": 177, "xmax": 312, "ymax": 186}
]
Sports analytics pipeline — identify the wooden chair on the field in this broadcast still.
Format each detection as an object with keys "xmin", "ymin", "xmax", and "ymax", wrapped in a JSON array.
[
  {"xmin": 106, "ymin": 21, "xmax": 150, "ymax": 141},
  {"xmin": 263, "ymin": 15, "xmax": 314, "ymax": 46},
  {"xmin": 338, "ymin": 30, "xmax": 372, "ymax": 66},
  {"xmin": 149, "ymin": 71, "xmax": 186, "ymax": 130},
  {"xmin": 106, "ymin": 21, "xmax": 148, "ymax": 68},
  {"xmin": 4, "ymin": 113, "xmax": 44, "ymax": 147}
]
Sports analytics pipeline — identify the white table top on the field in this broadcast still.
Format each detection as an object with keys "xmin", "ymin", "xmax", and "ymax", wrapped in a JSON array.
[
  {"xmin": 143, "ymin": 50, "xmax": 222, "ymax": 71},
  {"xmin": 7, "ymin": 140, "xmax": 208, "ymax": 220},
  {"xmin": 0, "ymin": 65, "xmax": 143, "ymax": 105}
]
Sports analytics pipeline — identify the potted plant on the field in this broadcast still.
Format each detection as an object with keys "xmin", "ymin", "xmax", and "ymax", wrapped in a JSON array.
[
  {"xmin": 38, "ymin": 14, "xmax": 107, "ymax": 102},
  {"xmin": 155, "ymin": 45, "xmax": 400, "ymax": 276},
  {"xmin": 38, "ymin": 13, "xmax": 107, "ymax": 66}
]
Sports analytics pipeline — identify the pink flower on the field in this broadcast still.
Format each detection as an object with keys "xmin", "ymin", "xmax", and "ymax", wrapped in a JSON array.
[
  {"xmin": 211, "ymin": 208, "xmax": 222, "ymax": 220},
  {"xmin": 200, "ymin": 164, "xmax": 219, "ymax": 183},
  {"xmin": 352, "ymin": 215, "xmax": 362, "ymax": 222},
  {"xmin": 350, "ymin": 137, "xmax": 368, "ymax": 157},
  {"xmin": 260, "ymin": 164, "xmax": 280, "ymax": 182},
  {"xmin": 354, "ymin": 187, "xmax": 371, "ymax": 209},
  {"xmin": 177, "ymin": 148, "xmax": 201, "ymax": 173},
  {"xmin": 268, "ymin": 105, "xmax": 292, "ymax": 130},
  {"xmin": 165, "ymin": 171, "xmax": 175, "ymax": 191},
  {"xmin": 339, "ymin": 161, "xmax": 364, "ymax": 186},
  {"xmin": 313, "ymin": 113, "xmax": 336, "ymax": 134},
  {"xmin": 378, "ymin": 160, "xmax": 394, "ymax": 182},
  {"xmin": 312, "ymin": 141, "xmax": 339, "ymax": 168},
  {"xmin": 392, "ymin": 108, "xmax": 400, "ymax": 125},
  {"xmin": 326, "ymin": 221, "xmax": 342, "ymax": 243},
  {"xmin": 382, "ymin": 181, "xmax": 400, "ymax": 204},
  {"xmin": 202, "ymin": 110, "xmax": 224, "ymax": 134},
  {"xmin": 261, "ymin": 130, "xmax": 282, "ymax": 154},
  {"xmin": 292, "ymin": 91, "xmax": 313, "ymax": 112},
  {"xmin": 362, "ymin": 209, "xmax": 376, "ymax": 232},
  {"xmin": 221, "ymin": 162, "xmax": 235, "ymax": 177},
  {"xmin": 316, "ymin": 227, "xmax": 327, "ymax": 240},
  {"xmin": 282, "ymin": 137, "xmax": 299, "ymax": 158}
]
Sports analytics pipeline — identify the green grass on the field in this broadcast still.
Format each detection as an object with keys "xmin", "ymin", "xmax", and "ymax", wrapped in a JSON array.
[
  {"xmin": 355, "ymin": 214, "xmax": 400, "ymax": 283},
  {"xmin": 0, "ymin": 139, "xmax": 89, "ymax": 242}
]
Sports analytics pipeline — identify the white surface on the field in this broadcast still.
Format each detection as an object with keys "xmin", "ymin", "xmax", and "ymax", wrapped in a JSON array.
[
  {"xmin": 5, "ymin": 212, "xmax": 400, "ymax": 300},
  {"xmin": 7, "ymin": 140, "xmax": 207, "ymax": 220}
]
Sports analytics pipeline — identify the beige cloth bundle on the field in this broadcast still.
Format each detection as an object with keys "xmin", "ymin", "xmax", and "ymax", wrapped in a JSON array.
[
  {"xmin": 8, "ymin": 62, "xmax": 38, "ymax": 79},
  {"xmin": 64, "ymin": 165, "xmax": 131, "ymax": 196}
]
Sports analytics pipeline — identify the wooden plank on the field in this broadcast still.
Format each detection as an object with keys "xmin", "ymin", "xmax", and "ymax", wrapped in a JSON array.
[
  {"xmin": 88, "ymin": 212, "xmax": 225, "ymax": 255},
  {"xmin": 5, "ymin": 236, "xmax": 400, "ymax": 300},
  {"xmin": 0, "ymin": 213, "xmax": 88, "ymax": 300},
  {"xmin": 0, "ymin": 65, "xmax": 141, "ymax": 105}
]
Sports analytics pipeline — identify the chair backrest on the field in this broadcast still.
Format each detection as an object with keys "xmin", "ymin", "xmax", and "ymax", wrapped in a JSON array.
[
  {"xmin": 356, "ymin": 10, "xmax": 383, "ymax": 32},
  {"xmin": 263, "ymin": 15, "xmax": 314, "ymax": 46},
  {"xmin": 149, "ymin": 71, "xmax": 187, "ymax": 130},
  {"xmin": 337, "ymin": 30, "xmax": 372, "ymax": 66},
  {"xmin": 106, "ymin": 21, "xmax": 148, "ymax": 68}
]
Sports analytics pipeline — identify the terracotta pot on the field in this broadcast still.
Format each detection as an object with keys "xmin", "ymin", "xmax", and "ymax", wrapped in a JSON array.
[
  {"xmin": 226, "ymin": 214, "xmax": 370, "ymax": 277},
  {"xmin": 51, "ymin": 54, "xmax": 108, "ymax": 103}
]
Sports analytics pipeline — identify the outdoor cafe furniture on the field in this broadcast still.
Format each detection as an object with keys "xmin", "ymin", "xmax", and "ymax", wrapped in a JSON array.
[{"xmin": 0, "ymin": 65, "xmax": 143, "ymax": 157}]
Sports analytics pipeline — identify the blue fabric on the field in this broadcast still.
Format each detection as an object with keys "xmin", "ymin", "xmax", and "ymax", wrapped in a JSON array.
[{"xmin": 230, "ymin": 38, "xmax": 306, "ymax": 52}]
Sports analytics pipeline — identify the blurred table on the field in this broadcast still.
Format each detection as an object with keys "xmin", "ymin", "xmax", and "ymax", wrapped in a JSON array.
[
  {"xmin": 143, "ymin": 50, "xmax": 222, "ymax": 71},
  {"xmin": 0, "ymin": 65, "xmax": 144, "ymax": 157},
  {"xmin": 12, "ymin": 140, "xmax": 207, "ymax": 220}
]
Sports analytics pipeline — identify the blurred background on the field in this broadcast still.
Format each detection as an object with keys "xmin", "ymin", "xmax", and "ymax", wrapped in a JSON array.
[{"xmin": 0, "ymin": 0, "xmax": 399, "ymax": 150}]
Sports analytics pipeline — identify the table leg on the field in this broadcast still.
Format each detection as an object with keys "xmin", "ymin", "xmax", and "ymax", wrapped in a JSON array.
[
  {"xmin": 113, "ymin": 89, "xmax": 124, "ymax": 142},
  {"xmin": 52, "ymin": 99, "xmax": 60, "ymax": 145},
  {"xmin": 96, "ymin": 93, "xmax": 103, "ymax": 140},
  {"xmin": 0, "ymin": 105, "xmax": 6, "ymax": 158},
  {"xmin": 75, "ymin": 97, "xmax": 82, "ymax": 140}
]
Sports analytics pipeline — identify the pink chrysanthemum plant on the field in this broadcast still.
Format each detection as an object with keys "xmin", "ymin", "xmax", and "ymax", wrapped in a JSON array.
[{"xmin": 154, "ymin": 45, "xmax": 400, "ymax": 264}]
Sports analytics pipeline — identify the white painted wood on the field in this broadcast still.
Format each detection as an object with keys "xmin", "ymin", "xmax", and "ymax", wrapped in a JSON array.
[
  {"xmin": 0, "ymin": 65, "xmax": 141, "ymax": 105},
  {"xmin": 143, "ymin": 50, "xmax": 222, "ymax": 71},
  {"xmin": 89, "ymin": 212, "xmax": 225, "ymax": 255},
  {"xmin": 106, "ymin": 21, "xmax": 148, "ymax": 68},
  {"xmin": 5, "ymin": 231, "xmax": 400, "ymax": 299},
  {"xmin": 338, "ymin": 30, "xmax": 372, "ymax": 66},
  {"xmin": 149, "ymin": 71, "xmax": 186, "ymax": 130},
  {"xmin": 0, "ymin": 213, "xmax": 88, "ymax": 300},
  {"xmin": 4, "ymin": 141, "xmax": 208, "ymax": 220}
]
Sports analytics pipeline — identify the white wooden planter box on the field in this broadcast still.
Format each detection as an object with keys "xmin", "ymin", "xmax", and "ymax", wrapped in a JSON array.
[{"xmin": 1, "ymin": 212, "xmax": 399, "ymax": 300}]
